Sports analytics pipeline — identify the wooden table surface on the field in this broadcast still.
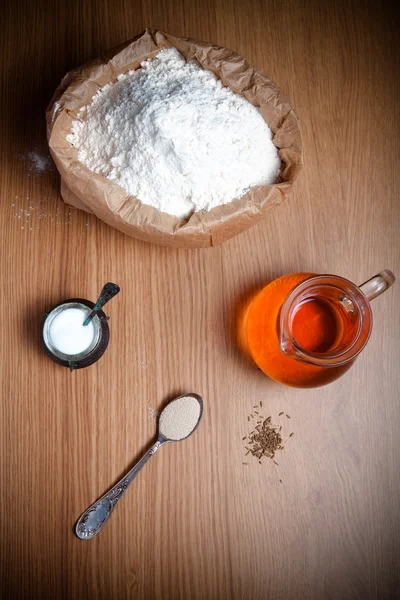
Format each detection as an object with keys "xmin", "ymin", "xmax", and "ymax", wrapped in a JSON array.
[{"xmin": 1, "ymin": 1, "xmax": 399, "ymax": 598}]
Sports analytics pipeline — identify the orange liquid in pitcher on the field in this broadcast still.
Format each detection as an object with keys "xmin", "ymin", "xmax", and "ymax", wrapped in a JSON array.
[
  {"xmin": 245, "ymin": 273, "xmax": 352, "ymax": 387},
  {"xmin": 291, "ymin": 297, "xmax": 343, "ymax": 353}
]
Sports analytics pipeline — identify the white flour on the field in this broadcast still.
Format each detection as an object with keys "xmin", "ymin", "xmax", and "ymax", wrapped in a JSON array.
[{"xmin": 68, "ymin": 48, "xmax": 280, "ymax": 219}]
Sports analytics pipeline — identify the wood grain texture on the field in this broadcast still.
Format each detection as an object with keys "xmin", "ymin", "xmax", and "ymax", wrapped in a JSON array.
[{"xmin": 1, "ymin": 0, "xmax": 399, "ymax": 598}]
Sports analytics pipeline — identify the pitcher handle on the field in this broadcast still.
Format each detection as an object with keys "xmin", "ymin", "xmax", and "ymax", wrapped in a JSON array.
[{"xmin": 359, "ymin": 270, "xmax": 395, "ymax": 302}]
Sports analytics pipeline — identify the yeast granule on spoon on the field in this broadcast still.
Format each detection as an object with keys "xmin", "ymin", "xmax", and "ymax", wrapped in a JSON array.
[{"xmin": 159, "ymin": 395, "xmax": 202, "ymax": 440}]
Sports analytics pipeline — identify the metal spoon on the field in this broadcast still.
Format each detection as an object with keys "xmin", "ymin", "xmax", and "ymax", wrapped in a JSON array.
[
  {"xmin": 75, "ymin": 393, "xmax": 204, "ymax": 539},
  {"xmin": 83, "ymin": 282, "xmax": 120, "ymax": 327}
]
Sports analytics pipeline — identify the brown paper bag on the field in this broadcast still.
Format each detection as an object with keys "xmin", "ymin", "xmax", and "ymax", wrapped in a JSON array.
[{"xmin": 47, "ymin": 29, "xmax": 303, "ymax": 248}]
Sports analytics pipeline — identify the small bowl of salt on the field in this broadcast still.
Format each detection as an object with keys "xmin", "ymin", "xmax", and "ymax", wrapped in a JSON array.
[
  {"xmin": 42, "ymin": 299, "xmax": 109, "ymax": 371},
  {"xmin": 42, "ymin": 283, "xmax": 120, "ymax": 370}
]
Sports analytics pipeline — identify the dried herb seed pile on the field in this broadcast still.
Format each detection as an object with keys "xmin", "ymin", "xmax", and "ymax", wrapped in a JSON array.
[{"xmin": 243, "ymin": 404, "xmax": 293, "ymax": 464}]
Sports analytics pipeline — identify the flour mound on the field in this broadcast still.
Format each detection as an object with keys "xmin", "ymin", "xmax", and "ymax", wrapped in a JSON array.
[{"xmin": 68, "ymin": 48, "xmax": 281, "ymax": 219}]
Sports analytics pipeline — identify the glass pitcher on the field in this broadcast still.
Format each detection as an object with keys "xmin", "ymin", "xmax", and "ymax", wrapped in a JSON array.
[{"xmin": 244, "ymin": 270, "xmax": 395, "ymax": 388}]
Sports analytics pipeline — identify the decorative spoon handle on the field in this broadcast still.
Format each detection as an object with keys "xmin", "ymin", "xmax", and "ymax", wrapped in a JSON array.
[
  {"xmin": 83, "ymin": 282, "xmax": 120, "ymax": 326},
  {"xmin": 76, "ymin": 439, "xmax": 164, "ymax": 539}
]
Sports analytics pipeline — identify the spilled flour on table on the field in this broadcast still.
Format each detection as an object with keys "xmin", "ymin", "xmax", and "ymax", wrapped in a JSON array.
[
  {"xmin": 26, "ymin": 150, "xmax": 52, "ymax": 175},
  {"xmin": 19, "ymin": 149, "xmax": 54, "ymax": 177},
  {"xmin": 11, "ymin": 198, "xmax": 77, "ymax": 230},
  {"xmin": 11, "ymin": 150, "xmax": 91, "ymax": 232},
  {"xmin": 11, "ymin": 149, "xmax": 70, "ymax": 231}
]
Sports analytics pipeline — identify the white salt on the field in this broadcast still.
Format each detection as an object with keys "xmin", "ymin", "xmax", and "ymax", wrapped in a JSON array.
[
  {"xmin": 159, "ymin": 396, "xmax": 201, "ymax": 440},
  {"xmin": 68, "ymin": 48, "xmax": 280, "ymax": 219},
  {"xmin": 49, "ymin": 308, "xmax": 95, "ymax": 355}
]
